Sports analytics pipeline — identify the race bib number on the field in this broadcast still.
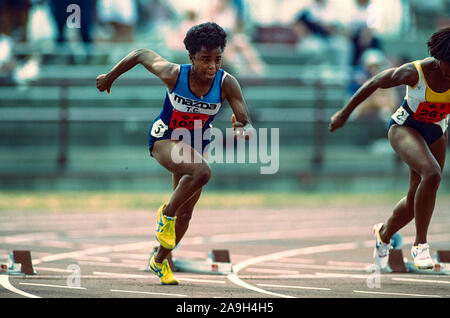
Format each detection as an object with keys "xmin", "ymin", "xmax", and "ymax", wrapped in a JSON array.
[
  {"xmin": 169, "ymin": 110, "xmax": 210, "ymax": 129},
  {"xmin": 392, "ymin": 106, "xmax": 409, "ymax": 125},
  {"xmin": 413, "ymin": 102, "xmax": 450, "ymax": 123},
  {"xmin": 150, "ymin": 119, "xmax": 169, "ymax": 138}
]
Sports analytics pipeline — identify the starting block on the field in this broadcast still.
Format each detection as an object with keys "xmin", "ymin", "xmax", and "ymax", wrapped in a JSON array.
[
  {"xmin": 387, "ymin": 249, "xmax": 407, "ymax": 273},
  {"xmin": 172, "ymin": 249, "xmax": 233, "ymax": 275},
  {"xmin": 366, "ymin": 248, "xmax": 450, "ymax": 275},
  {"xmin": 0, "ymin": 250, "xmax": 36, "ymax": 276},
  {"xmin": 365, "ymin": 232, "xmax": 450, "ymax": 275}
]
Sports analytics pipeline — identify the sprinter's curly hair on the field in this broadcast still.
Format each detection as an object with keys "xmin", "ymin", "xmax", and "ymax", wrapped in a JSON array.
[
  {"xmin": 428, "ymin": 26, "xmax": 450, "ymax": 62},
  {"xmin": 184, "ymin": 22, "xmax": 227, "ymax": 55}
]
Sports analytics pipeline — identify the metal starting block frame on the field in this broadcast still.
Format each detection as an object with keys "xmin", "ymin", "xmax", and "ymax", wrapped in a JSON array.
[
  {"xmin": 367, "ymin": 249, "xmax": 450, "ymax": 275},
  {"xmin": 172, "ymin": 249, "xmax": 233, "ymax": 275}
]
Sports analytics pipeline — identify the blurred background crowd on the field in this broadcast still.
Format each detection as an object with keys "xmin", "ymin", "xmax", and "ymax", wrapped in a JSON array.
[
  {"xmin": 1, "ymin": 0, "xmax": 448, "ymax": 74},
  {"xmin": 0, "ymin": 0, "xmax": 449, "ymax": 192},
  {"xmin": 1, "ymin": 0, "xmax": 449, "ymax": 114}
]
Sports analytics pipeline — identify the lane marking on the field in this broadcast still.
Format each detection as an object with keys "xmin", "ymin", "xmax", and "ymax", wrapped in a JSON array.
[
  {"xmin": 35, "ymin": 266, "xmax": 72, "ymax": 273},
  {"xmin": 111, "ymin": 289, "xmax": 187, "ymax": 297},
  {"xmin": 33, "ymin": 241, "xmax": 155, "ymax": 265},
  {"xmin": 227, "ymin": 242, "xmax": 359, "ymax": 298},
  {"xmin": 93, "ymin": 271, "xmax": 150, "ymax": 279},
  {"xmin": 353, "ymin": 290, "xmax": 442, "ymax": 298},
  {"xmin": 0, "ymin": 276, "xmax": 41, "ymax": 298},
  {"xmin": 19, "ymin": 282, "xmax": 86, "ymax": 290},
  {"xmin": 179, "ymin": 277, "xmax": 226, "ymax": 284},
  {"xmin": 226, "ymin": 233, "xmax": 450, "ymax": 298},
  {"xmin": 315, "ymin": 272, "xmax": 369, "ymax": 279},
  {"xmin": 248, "ymin": 261, "xmax": 366, "ymax": 272},
  {"xmin": 93, "ymin": 271, "xmax": 226, "ymax": 284},
  {"xmin": 231, "ymin": 242, "xmax": 360, "ymax": 273},
  {"xmin": 0, "ymin": 232, "xmax": 58, "ymax": 244},
  {"xmin": 77, "ymin": 260, "xmax": 142, "ymax": 269},
  {"xmin": 227, "ymin": 273, "xmax": 296, "ymax": 298},
  {"xmin": 20, "ymin": 227, "xmax": 450, "ymax": 299},
  {"xmin": 244, "ymin": 267, "xmax": 299, "ymax": 275},
  {"xmin": 257, "ymin": 283, "xmax": 331, "ymax": 291},
  {"xmin": 392, "ymin": 278, "xmax": 450, "ymax": 285}
]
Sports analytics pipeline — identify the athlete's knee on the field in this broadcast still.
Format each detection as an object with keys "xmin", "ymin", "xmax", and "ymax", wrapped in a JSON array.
[
  {"xmin": 421, "ymin": 168, "xmax": 441, "ymax": 188},
  {"xmin": 192, "ymin": 166, "xmax": 211, "ymax": 186}
]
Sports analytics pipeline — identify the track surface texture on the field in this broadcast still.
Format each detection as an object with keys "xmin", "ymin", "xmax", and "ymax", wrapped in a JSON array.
[{"xmin": 1, "ymin": 199, "xmax": 450, "ymax": 300}]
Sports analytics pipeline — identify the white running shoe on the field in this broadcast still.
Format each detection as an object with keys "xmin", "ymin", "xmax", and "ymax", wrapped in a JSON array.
[
  {"xmin": 372, "ymin": 223, "xmax": 391, "ymax": 270},
  {"xmin": 411, "ymin": 243, "xmax": 434, "ymax": 270}
]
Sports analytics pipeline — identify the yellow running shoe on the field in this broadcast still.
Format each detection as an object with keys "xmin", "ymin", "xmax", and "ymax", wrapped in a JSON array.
[
  {"xmin": 148, "ymin": 253, "xmax": 179, "ymax": 285},
  {"xmin": 156, "ymin": 203, "xmax": 177, "ymax": 249}
]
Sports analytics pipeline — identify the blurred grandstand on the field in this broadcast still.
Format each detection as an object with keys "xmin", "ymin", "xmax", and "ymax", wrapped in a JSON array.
[{"xmin": 0, "ymin": 0, "xmax": 449, "ymax": 193}]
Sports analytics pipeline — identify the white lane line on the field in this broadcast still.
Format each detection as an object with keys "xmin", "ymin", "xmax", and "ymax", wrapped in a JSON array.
[
  {"xmin": 326, "ymin": 260, "xmax": 370, "ymax": 268},
  {"xmin": 181, "ymin": 226, "xmax": 372, "ymax": 245},
  {"xmin": 106, "ymin": 253, "xmax": 148, "ymax": 260},
  {"xmin": 179, "ymin": 277, "xmax": 226, "ymax": 284},
  {"xmin": 0, "ymin": 276, "xmax": 41, "ymax": 298},
  {"xmin": 77, "ymin": 260, "xmax": 142, "ymax": 269},
  {"xmin": 0, "ymin": 232, "xmax": 58, "ymax": 244},
  {"xmin": 315, "ymin": 272, "xmax": 369, "ymax": 279},
  {"xmin": 93, "ymin": 271, "xmax": 226, "ymax": 284},
  {"xmin": 227, "ymin": 273, "xmax": 296, "ymax": 298},
  {"xmin": 33, "ymin": 241, "xmax": 155, "ymax": 265},
  {"xmin": 257, "ymin": 283, "xmax": 331, "ymax": 291},
  {"xmin": 353, "ymin": 290, "xmax": 442, "ymax": 298},
  {"xmin": 93, "ymin": 271, "xmax": 150, "ymax": 279},
  {"xmin": 232, "ymin": 242, "xmax": 359, "ymax": 273},
  {"xmin": 34, "ymin": 266, "xmax": 72, "ymax": 273},
  {"xmin": 37, "ymin": 240, "xmax": 78, "ymax": 249},
  {"xmin": 19, "ymin": 282, "xmax": 86, "ymax": 290},
  {"xmin": 249, "ymin": 261, "xmax": 365, "ymax": 272},
  {"xmin": 111, "ymin": 289, "xmax": 187, "ymax": 297},
  {"xmin": 392, "ymin": 278, "xmax": 450, "ymax": 285},
  {"xmin": 74, "ymin": 256, "xmax": 112, "ymax": 262},
  {"xmin": 227, "ymin": 242, "xmax": 359, "ymax": 298},
  {"xmin": 244, "ymin": 267, "xmax": 299, "ymax": 275}
]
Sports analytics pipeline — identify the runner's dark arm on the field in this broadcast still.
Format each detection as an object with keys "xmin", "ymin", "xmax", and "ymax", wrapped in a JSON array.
[
  {"xmin": 96, "ymin": 49, "xmax": 179, "ymax": 93},
  {"xmin": 222, "ymin": 74, "xmax": 251, "ymax": 126},
  {"xmin": 329, "ymin": 62, "xmax": 419, "ymax": 132}
]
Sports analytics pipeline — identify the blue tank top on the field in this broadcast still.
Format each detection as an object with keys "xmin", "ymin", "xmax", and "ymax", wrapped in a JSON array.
[{"xmin": 157, "ymin": 64, "xmax": 225, "ymax": 131}]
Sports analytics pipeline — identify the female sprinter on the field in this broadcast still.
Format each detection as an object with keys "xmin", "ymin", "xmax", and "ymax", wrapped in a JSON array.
[
  {"xmin": 96, "ymin": 22, "xmax": 254, "ymax": 284},
  {"xmin": 329, "ymin": 27, "xmax": 450, "ymax": 270}
]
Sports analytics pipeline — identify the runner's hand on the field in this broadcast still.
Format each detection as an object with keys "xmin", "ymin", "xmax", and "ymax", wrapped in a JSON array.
[
  {"xmin": 232, "ymin": 114, "xmax": 255, "ymax": 140},
  {"xmin": 96, "ymin": 74, "xmax": 112, "ymax": 94},
  {"xmin": 329, "ymin": 109, "xmax": 349, "ymax": 132}
]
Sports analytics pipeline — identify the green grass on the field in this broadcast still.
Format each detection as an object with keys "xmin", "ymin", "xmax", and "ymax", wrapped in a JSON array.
[{"xmin": 0, "ymin": 190, "xmax": 437, "ymax": 213}]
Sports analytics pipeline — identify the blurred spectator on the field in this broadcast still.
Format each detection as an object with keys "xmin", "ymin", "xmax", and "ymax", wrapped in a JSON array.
[
  {"xmin": 0, "ymin": 0, "xmax": 41, "ymax": 85},
  {"xmin": 208, "ymin": 0, "xmax": 267, "ymax": 76},
  {"xmin": 347, "ymin": 0, "xmax": 383, "ymax": 66},
  {"xmin": 291, "ymin": 0, "xmax": 351, "ymax": 67},
  {"xmin": 49, "ymin": 0, "xmax": 95, "ymax": 45},
  {"xmin": 350, "ymin": 26, "xmax": 382, "ymax": 66},
  {"xmin": 166, "ymin": 9, "xmax": 200, "ymax": 52},
  {"xmin": 0, "ymin": 0, "xmax": 32, "ymax": 42},
  {"xmin": 349, "ymin": 49, "xmax": 398, "ymax": 122},
  {"xmin": 249, "ymin": 0, "xmax": 301, "ymax": 45},
  {"xmin": 137, "ymin": 0, "xmax": 176, "ymax": 32},
  {"xmin": 246, "ymin": 0, "xmax": 305, "ymax": 27},
  {"xmin": 0, "ymin": 33, "xmax": 16, "ymax": 83},
  {"xmin": 165, "ymin": 0, "xmax": 266, "ymax": 75},
  {"xmin": 97, "ymin": 0, "xmax": 137, "ymax": 42}
]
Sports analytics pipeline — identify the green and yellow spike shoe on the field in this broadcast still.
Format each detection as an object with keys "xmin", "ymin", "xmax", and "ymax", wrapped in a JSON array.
[
  {"xmin": 156, "ymin": 203, "xmax": 177, "ymax": 249},
  {"xmin": 147, "ymin": 253, "xmax": 179, "ymax": 285}
]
